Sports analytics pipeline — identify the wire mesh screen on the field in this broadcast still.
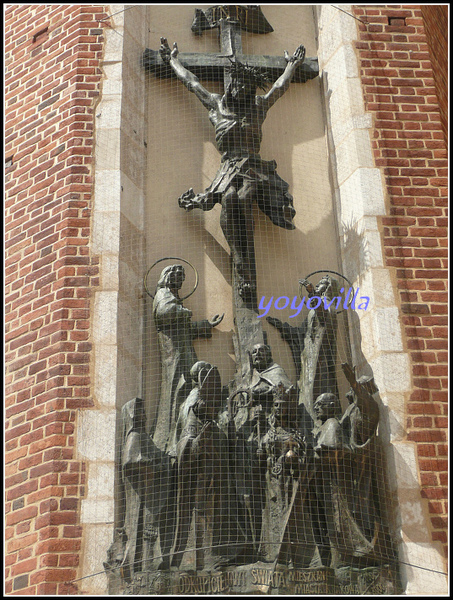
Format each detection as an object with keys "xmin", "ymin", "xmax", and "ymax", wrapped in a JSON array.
[{"xmin": 87, "ymin": 4, "xmax": 429, "ymax": 595}]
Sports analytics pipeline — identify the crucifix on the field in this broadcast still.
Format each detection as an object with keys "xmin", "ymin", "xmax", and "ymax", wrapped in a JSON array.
[{"xmin": 143, "ymin": 5, "xmax": 318, "ymax": 383}]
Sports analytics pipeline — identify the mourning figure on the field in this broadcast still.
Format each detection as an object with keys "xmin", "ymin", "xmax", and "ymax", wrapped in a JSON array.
[
  {"xmin": 168, "ymin": 360, "xmax": 215, "ymax": 458},
  {"xmin": 160, "ymin": 37, "xmax": 305, "ymax": 299},
  {"xmin": 310, "ymin": 365, "xmax": 393, "ymax": 569},
  {"xmin": 152, "ymin": 264, "xmax": 223, "ymax": 452},
  {"xmin": 338, "ymin": 363, "xmax": 393, "ymax": 564},
  {"xmin": 120, "ymin": 398, "xmax": 158, "ymax": 579},
  {"xmin": 340, "ymin": 362, "xmax": 380, "ymax": 449},
  {"xmin": 171, "ymin": 363, "xmax": 232, "ymax": 571}
]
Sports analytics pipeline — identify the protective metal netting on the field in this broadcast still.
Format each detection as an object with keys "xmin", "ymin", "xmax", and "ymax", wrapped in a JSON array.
[{"xmin": 81, "ymin": 5, "xmax": 446, "ymax": 596}]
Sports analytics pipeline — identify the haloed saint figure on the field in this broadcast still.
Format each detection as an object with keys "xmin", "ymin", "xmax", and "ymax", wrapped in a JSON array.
[{"xmin": 152, "ymin": 265, "xmax": 223, "ymax": 453}]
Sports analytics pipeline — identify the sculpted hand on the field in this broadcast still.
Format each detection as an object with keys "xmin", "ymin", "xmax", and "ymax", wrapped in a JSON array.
[
  {"xmin": 299, "ymin": 278, "xmax": 315, "ymax": 296},
  {"xmin": 178, "ymin": 189, "xmax": 197, "ymax": 211},
  {"xmin": 284, "ymin": 44, "xmax": 306, "ymax": 65},
  {"xmin": 160, "ymin": 37, "xmax": 178, "ymax": 63},
  {"xmin": 170, "ymin": 41, "xmax": 179, "ymax": 60},
  {"xmin": 266, "ymin": 316, "xmax": 283, "ymax": 330},
  {"xmin": 209, "ymin": 313, "xmax": 224, "ymax": 328}
]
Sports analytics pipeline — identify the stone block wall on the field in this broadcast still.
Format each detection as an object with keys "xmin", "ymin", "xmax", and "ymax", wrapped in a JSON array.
[
  {"xmin": 5, "ymin": 5, "xmax": 108, "ymax": 594},
  {"xmin": 352, "ymin": 4, "xmax": 448, "ymax": 562}
]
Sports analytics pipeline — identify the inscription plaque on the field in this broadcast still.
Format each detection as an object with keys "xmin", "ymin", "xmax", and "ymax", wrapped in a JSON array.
[{"xmin": 125, "ymin": 564, "xmax": 398, "ymax": 595}]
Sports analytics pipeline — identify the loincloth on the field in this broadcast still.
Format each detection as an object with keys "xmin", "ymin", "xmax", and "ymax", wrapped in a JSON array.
[{"xmin": 204, "ymin": 154, "xmax": 296, "ymax": 230}]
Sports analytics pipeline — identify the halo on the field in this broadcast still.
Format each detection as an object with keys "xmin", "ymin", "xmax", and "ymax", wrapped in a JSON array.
[
  {"xmin": 144, "ymin": 257, "xmax": 199, "ymax": 300},
  {"xmin": 299, "ymin": 269, "xmax": 355, "ymax": 313}
]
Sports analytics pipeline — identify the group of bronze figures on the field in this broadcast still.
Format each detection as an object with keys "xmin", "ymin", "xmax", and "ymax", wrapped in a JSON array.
[
  {"xmin": 105, "ymin": 266, "xmax": 396, "ymax": 588},
  {"xmin": 105, "ymin": 8, "xmax": 399, "ymax": 593}
]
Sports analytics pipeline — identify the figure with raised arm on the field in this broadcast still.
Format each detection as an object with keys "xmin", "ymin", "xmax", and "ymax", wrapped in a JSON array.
[
  {"xmin": 152, "ymin": 264, "xmax": 223, "ymax": 453},
  {"xmin": 160, "ymin": 38, "xmax": 305, "ymax": 300}
]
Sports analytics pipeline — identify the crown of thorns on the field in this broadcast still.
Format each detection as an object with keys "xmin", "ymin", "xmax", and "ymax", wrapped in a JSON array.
[{"xmin": 226, "ymin": 58, "xmax": 271, "ymax": 90}]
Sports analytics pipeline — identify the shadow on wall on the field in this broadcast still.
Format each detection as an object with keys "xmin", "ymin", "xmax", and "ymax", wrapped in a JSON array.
[{"xmin": 341, "ymin": 217, "xmax": 372, "ymax": 287}]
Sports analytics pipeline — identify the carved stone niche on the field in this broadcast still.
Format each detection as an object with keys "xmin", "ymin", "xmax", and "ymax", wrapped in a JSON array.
[{"xmin": 104, "ymin": 5, "xmax": 402, "ymax": 595}]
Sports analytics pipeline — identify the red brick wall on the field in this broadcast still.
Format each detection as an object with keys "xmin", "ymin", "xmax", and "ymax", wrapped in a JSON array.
[
  {"xmin": 5, "ymin": 5, "xmax": 108, "ymax": 594},
  {"xmin": 420, "ymin": 5, "xmax": 448, "ymax": 146},
  {"xmin": 4, "ymin": 3, "xmax": 448, "ymax": 593},
  {"xmin": 353, "ymin": 5, "xmax": 448, "ymax": 561}
]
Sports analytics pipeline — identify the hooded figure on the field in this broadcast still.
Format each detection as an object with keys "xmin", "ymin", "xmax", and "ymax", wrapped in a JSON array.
[
  {"xmin": 171, "ymin": 364, "xmax": 233, "ymax": 570},
  {"xmin": 120, "ymin": 398, "xmax": 158, "ymax": 578},
  {"xmin": 308, "ymin": 365, "xmax": 396, "ymax": 570}
]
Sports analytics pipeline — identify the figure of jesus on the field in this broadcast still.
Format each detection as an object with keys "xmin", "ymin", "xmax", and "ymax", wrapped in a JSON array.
[{"xmin": 159, "ymin": 38, "xmax": 305, "ymax": 300}]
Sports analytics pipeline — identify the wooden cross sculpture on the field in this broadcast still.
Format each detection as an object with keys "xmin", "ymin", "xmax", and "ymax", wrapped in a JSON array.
[{"xmin": 143, "ymin": 5, "xmax": 318, "ymax": 382}]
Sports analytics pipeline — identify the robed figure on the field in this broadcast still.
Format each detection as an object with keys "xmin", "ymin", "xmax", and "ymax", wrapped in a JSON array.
[
  {"xmin": 228, "ymin": 344, "xmax": 294, "ymax": 563},
  {"xmin": 171, "ymin": 363, "xmax": 235, "ymax": 570},
  {"xmin": 259, "ymin": 385, "xmax": 316, "ymax": 568},
  {"xmin": 310, "ymin": 364, "xmax": 396, "ymax": 569},
  {"xmin": 152, "ymin": 264, "xmax": 223, "ymax": 452},
  {"xmin": 267, "ymin": 275, "xmax": 340, "ymax": 419},
  {"xmin": 120, "ymin": 398, "xmax": 158, "ymax": 579}
]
